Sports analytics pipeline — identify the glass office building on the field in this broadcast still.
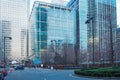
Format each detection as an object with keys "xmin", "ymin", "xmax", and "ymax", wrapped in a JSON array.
[
  {"xmin": 0, "ymin": 20, "xmax": 11, "ymax": 60},
  {"xmin": 87, "ymin": 0, "xmax": 117, "ymax": 64},
  {"xmin": 67, "ymin": 0, "xmax": 117, "ymax": 65},
  {"xmin": 29, "ymin": 1, "xmax": 75, "ymax": 64},
  {"xmin": 0, "ymin": 0, "xmax": 30, "ymax": 60},
  {"xmin": 67, "ymin": 0, "xmax": 88, "ymax": 64},
  {"xmin": 115, "ymin": 28, "xmax": 120, "ymax": 63}
]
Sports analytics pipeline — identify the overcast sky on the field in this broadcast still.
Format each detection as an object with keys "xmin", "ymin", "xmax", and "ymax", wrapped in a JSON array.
[{"xmin": 30, "ymin": 0, "xmax": 120, "ymax": 25}]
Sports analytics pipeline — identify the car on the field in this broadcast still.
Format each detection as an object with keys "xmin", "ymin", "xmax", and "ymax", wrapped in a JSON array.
[
  {"xmin": 10, "ymin": 65, "xmax": 16, "ymax": 68},
  {"xmin": 14, "ymin": 65, "xmax": 24, "ymax": 70}
]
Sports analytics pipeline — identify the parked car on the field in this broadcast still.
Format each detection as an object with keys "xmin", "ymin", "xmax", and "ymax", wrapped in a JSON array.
[
  {"xmin": 14, "ymin": 65, "xmax": 24, "ymax": 70},
  {"xmin": 10, "ymin": 65, "xmax": 16, "ymax": 68}
]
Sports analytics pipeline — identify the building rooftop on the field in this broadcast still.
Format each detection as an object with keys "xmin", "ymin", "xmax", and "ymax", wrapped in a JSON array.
[
  {"xmin": 29, "ymin": 1, "xmax": 72, "ymax": 20},
  {"xmin": 34, "ymin": 1, "xmax": 71, "ymax": 10}
]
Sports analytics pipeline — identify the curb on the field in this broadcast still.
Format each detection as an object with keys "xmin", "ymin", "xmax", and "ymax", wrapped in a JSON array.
[{"xmin": 73, "ymin": 74, "xmax": 120, "ymax": 80}]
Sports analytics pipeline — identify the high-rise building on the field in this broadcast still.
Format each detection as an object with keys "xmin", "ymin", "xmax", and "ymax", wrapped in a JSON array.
[
  {"xmin": 21, "ymin": 28, "xmax": 27, "ymax": 59},
  {"xmin": 67, "ymin": 0, "xmax": 88, "ymax": 64},
  {"xmin": 115, "ymin": 27, "xmax": 120, "ymax": 63},
  {"xmin": 29, "ymin": 1, "xmax": 75, "ymax": 64},
  {"xmin": 67, "ymin": 0, "xmax": 117, "ymax": 65},
  {"xmin": 0, "ymin": 20, "xmax": 11, "ymax": 60},
  {"xmin": 87, "ymin": 0, "xmax": 117, "ymax": 64},
  {"xmin": 0, "ymin": 0, "xmax": 30, "ymax": 61}
]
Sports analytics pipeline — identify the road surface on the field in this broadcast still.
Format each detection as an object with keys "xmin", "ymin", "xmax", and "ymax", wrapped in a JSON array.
[{"xmin": 5, "ymin": 68, "xmax": 102, "ymax": 80}]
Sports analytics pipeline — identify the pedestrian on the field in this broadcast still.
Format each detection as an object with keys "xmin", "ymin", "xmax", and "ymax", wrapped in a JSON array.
[{"xmin": 51, "ymin": 66, "xmax": 53, "ymax": 70}]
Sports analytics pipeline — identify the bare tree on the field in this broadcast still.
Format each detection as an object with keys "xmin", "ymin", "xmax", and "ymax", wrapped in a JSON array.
[{"xmin": 107, "ymin": 6, "xmax": 115, "ymax": 66}]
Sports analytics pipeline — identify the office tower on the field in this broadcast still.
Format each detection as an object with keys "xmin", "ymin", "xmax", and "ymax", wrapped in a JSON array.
[
  {"xmin": 115, "ymin": 27, "xmax": 120, "ymax": 63},
  {"xmin": 0, "ymin": 0, "xmax": 30, "ymax": 61},
  {"xmin": 21, "ymin": 28, "xmax": 27, "ymax": 59},
  {"xmin": 0, "ymin": 20, "xmax": 11, "ymax": 60},
  {"xmin": 67, "ymin": 0, "xmax": 117, "ymax": 65},
  {"xmin": 87, "ymin": 0, "xmax": 117, "ymax": 64},
  {"xmin": 67, "ymin": 0, "xmax": 88, "ymax": 64},
  {"xmin": 29, "ymin": 1, "xmax": 75, "ymax": 64}
]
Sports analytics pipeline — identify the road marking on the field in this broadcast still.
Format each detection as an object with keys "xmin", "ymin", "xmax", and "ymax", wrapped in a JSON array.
[
  {"xmin": 44, "ymin": 78, "xmax": 47, "ymax": 80},
  {"xmin": 69, "ymin": 74, "xmax": 79, "ymax": 79},
  {"xmin": 69, "ymin": 74, "xmax": 103, "ymax": 80}
]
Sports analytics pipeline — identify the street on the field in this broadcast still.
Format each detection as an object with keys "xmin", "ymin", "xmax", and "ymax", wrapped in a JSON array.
[{"xmin": 5, "ymin": 68, "xmax": 100, "ymax": 80}]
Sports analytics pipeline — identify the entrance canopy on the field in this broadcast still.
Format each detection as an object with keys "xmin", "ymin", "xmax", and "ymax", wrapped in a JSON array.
[{"xmin": 33, "ymin": 58, "xmax": 42, "ymax": 65}]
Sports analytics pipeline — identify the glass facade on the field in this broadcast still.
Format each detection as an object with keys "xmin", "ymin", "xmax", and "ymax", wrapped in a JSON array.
[
  {"xmin": 67, "ymin": 0, "xmax": 88, "ymax": 64},
  {"xmin": 30, "ymin": 1, "xmax": 75, "ymax": 64},
  {"xmin": 67, "ymin": 0, "xmax": 117, "ymax": 64},
  {"xmin": 0, "ymin": 0, "xmax": 29, "ymax": 60},
  {"xmin": 87, "ymin": 0, "xmax": 117, "ymax": 63},
  {"xmin": 0, "ymin": 20, "xmax": 11, "ymax": 60},
  {"xmin": 67, "ymin": 0, "xmax": 88, "ymax": 50},
  {"xmin": 115, "ymin": 28, "xmax": 120, "ymax": 63}
]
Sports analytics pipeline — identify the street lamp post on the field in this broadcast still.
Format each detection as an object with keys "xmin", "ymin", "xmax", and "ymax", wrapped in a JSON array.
[
  {"xmin": 51, "ymin": 40, "xmax": 57, "ymax": 64},
  {"xmin": 4, "ymin": 36, "xmax": 12, "ymax": 68},
  {"xmin": 85, "ymin": 17, "xmax": 95, "ymax": 66},
  {"xmin": 51, "ymin": 40, "xmax": 57, "ymax": 51}
]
